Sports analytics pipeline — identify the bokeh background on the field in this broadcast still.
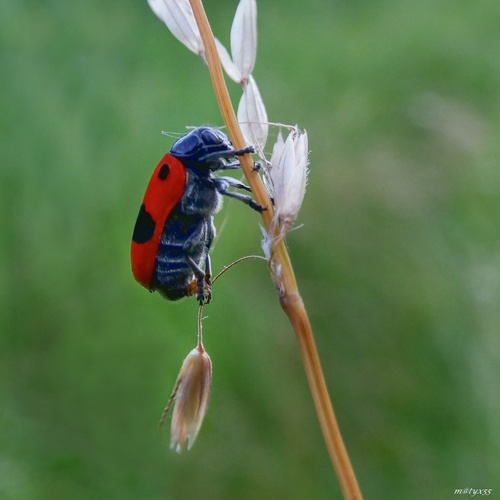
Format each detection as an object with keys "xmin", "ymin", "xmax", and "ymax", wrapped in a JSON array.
[{"xmin": 2, "ymin": 0, "xmax": 499, "ymax": 498}]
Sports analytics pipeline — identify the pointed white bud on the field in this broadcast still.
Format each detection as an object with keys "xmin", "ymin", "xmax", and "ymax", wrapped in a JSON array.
[
  {"xmin": 216, "ymin": 0, "xmax": 257, "ymax": 83},
  {"xmin": 237, "ymin": 76, "xmax": 268, "ymax": 151},
  {"xmin": 269, "ymin": 127, "xmax": 309, "ymax": 227},
  {"xmin": 148, "ymin": 0, "xmax": 204, "ymax": 57},
  {"xmin": 215, "ymin": 38, "xmax": 242, "ymax": 82},
  {"xmin": 160, "ymin": 345, "xmax": 212, "ymax": 453},
  {"xmin": 231, "ymin": 0, "xmax": 257, "ymax": 80}
]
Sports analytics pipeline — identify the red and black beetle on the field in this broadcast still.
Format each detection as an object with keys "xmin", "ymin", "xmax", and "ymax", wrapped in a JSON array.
[{"xmin": 131, "ymin": 127, "xmax": 263, "ymax": 303}]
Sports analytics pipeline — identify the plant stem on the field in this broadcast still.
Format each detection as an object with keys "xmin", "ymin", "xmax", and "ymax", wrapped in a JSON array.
[{"xmin": 188, "ymin": 1, "xmax": 362, "ymax": 498}]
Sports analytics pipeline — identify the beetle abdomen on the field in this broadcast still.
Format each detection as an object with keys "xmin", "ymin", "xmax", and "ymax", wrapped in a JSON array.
[{"xmin": 153, "ymin": 211, "xmax": 215, "ymax": 300}]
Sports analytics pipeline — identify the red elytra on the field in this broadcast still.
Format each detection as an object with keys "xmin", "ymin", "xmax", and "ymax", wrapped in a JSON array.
[{"xmin": 131, "ymin": 154, "xmax": 186, "ymax": 290}]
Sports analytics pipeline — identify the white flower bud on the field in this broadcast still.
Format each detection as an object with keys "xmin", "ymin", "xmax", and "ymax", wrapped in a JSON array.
[
  {"xmin": 160, "ymin": 345, "xmax": 212, "ymax": 453},
  {"xmin": 231, "ymin": 0, "xmax": 257, "ymax": 80},
  {"xmin": 269, "ymin": 127, "xmax": 309, "ymax": 227},
  {"xmin": 215, "ymin": 38, "xmax": 242, "ymax": 82},
  {"xmin": 237, "ymin": 76, "xmax": 268, "ymax": 151},
  {"xmin": 148, "ymin": 0, "xmax": 204, "ymax": 57},
  {"xmin": 216, "ymin": 0, "xmax": 257, "ymax": 83}
]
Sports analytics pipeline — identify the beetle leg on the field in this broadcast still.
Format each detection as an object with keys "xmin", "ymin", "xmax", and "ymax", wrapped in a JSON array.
[
  {"xmin": 223, "ymin": 190, "xmax": 265, "ymax": 213},
  {"xmin": 204, "ymin": 253, "xmax": 212, "ymax": 286},
  {"xmin": 185, "ymin": 255, "xmax": 205, "ymax": 280},
  {"xmin": 186, "ymin": 255, "xmax": 211, "ymax": 304},
  {"xmin": 201, "ymin": 226, "xmax": 214, "ymax": 303},
  {"xmin": 234, "ymin": 145, "xmax": 255, "ymax": 156},
  {"xmin": 218, "ymin": 159, "xmax": 261, "ymax": 172},
  {"xmin": 217, "ymin": 175, "xmax": 252, "ymax": 192},
  {"xmin": 219, "ymin": 160, "xmax": 242, "ymax": 170},
  {"xmin": 202, "ymin": 145, "xmax": 254, "ymax": 165},
  {"xmin": 212, "ymin": 176, "xmax": 265, "ymax": 213},
  {"xmin": 182, "ymin": 222, "xmax": 214, "ymax": 304}
]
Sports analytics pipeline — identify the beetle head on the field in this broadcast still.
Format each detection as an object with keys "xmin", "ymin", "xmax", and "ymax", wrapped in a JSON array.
[{"xmin": 170, "ymin": 127, "xmax": 236, "ymax": 172}]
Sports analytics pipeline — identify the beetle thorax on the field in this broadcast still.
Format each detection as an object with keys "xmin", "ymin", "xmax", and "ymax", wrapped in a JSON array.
[{"xmin": 176, "ymin": 168, "xmax": 222, "ymax": 216}]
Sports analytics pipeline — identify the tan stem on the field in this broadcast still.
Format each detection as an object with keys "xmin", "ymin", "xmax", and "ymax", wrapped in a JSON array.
[
  {"xmin": 282, "ymin": 294, "xmax": 361, "ymax": 499},
  {"xmin": 188, "ymin": 1, "xmax": 362, "ymax": 498}
]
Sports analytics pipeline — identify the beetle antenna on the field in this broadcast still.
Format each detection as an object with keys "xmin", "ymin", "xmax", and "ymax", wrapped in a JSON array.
[{"xmin": 212, "ymin": 255, "xmax": 266, "ymax": 285}]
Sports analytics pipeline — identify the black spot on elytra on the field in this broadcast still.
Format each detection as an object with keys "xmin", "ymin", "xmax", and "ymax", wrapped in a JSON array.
[
  {"xmin": 132, "ymin": 204, "xmax": 156, "ymax": 243},
  {"xmin": 158, "ymin": 163, "xmax": 170, "ymax": 180}
]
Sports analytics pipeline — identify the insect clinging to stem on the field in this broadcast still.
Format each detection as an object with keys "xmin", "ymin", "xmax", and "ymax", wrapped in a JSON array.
[{"xmin": 131, "ymin": 126, "xmax": 264, "ymax": 303}]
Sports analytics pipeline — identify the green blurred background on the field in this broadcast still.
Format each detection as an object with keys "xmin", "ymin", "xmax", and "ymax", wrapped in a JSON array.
[{"xmin": 2, "ymin": 0, "xmax": 499, "ymax": 498}]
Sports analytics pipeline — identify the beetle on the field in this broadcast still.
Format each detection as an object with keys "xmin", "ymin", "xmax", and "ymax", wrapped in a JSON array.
[{"xmin": 131, "ymin": 126, "xmax": 263, "ymax": 303}]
